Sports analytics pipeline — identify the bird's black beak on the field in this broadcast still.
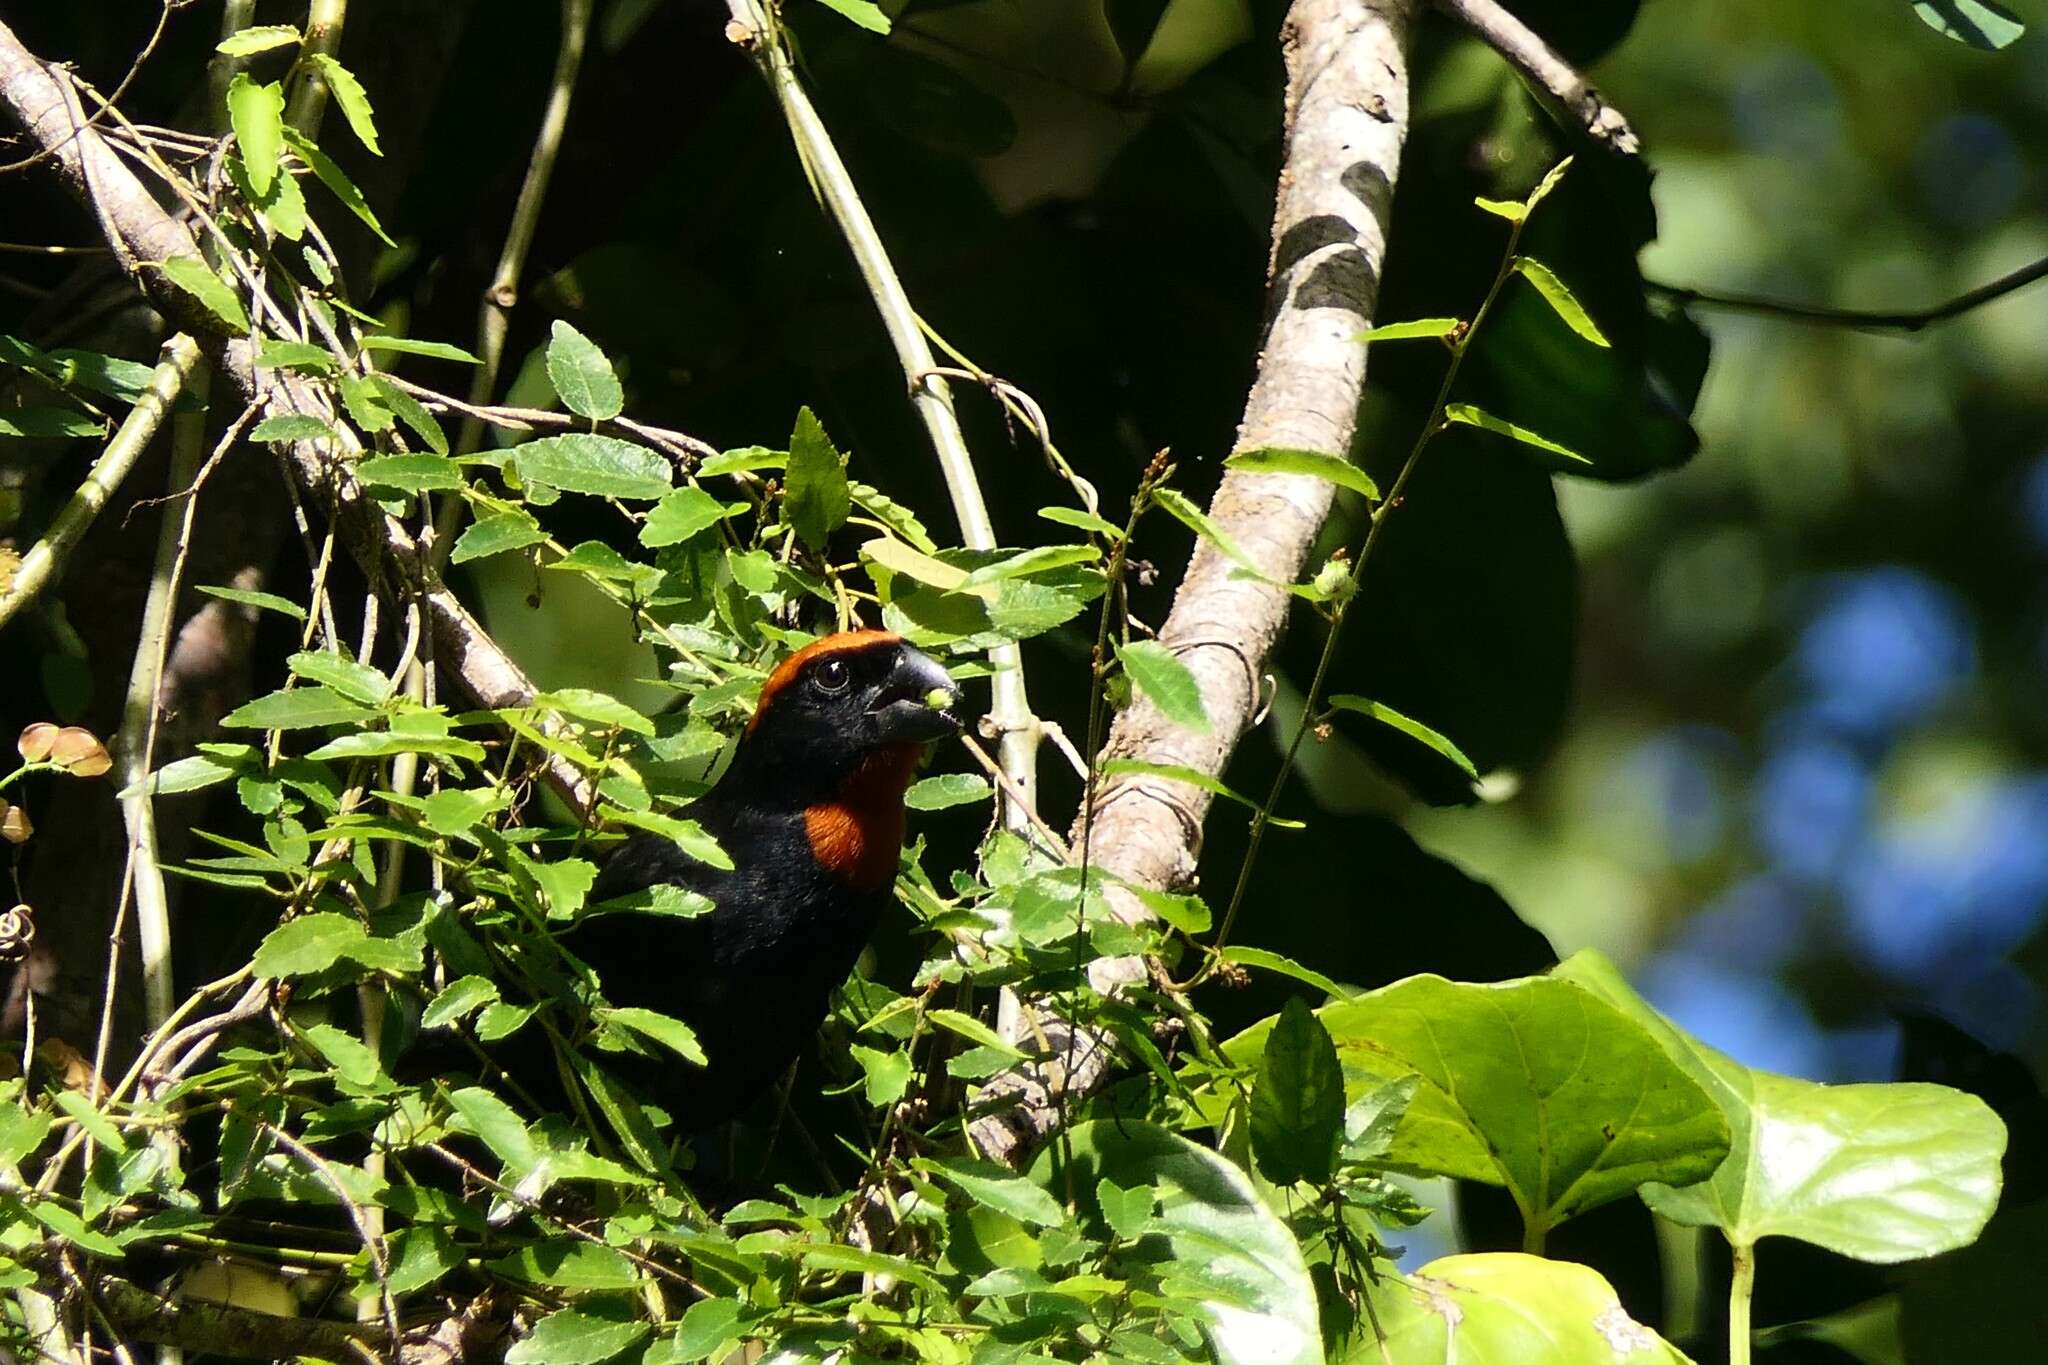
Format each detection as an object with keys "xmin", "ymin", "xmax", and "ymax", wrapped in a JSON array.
[{"xmin": 868, "ymin": 645, "xmax": 963, "ymax": 744}]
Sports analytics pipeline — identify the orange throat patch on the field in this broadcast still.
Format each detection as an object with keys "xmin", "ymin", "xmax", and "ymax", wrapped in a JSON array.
[{"xmin": 803, "ymin": 743, "xmax": 923, "ymax": 891}]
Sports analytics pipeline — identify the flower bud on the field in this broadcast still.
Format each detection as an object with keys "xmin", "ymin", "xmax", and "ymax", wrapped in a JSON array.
[
  {"xmin": 0, "ymin": 803, "xmax": 28, "ymax": 845},
  {"xmin": 51, "ymin": 727, "xmax": 112, "ymax": 778},
  {"xmin": 17, "ymin": 722, "xmax": 58, "ymax": 763}
]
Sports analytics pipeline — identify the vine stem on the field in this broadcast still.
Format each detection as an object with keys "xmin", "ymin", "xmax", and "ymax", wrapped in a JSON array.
[
  {"xmin": 726, "ymin": 0, "xmax": 1040, "ymax": 831},
  {"xmin": 1209, "ymin": 203, "xmax": 1532, "ymax": 958},
  {"xmin": 1728, "ymin": 1239, "xmax": 1755, "ymax": 1365},
  {"xmin": 436, "ymin": 0, "xmax": 593, "ymax": 564}
]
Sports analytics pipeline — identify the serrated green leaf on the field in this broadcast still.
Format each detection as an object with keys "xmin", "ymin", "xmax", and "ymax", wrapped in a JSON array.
[
  {"xmin": 513, "ymin": 433, "xmax": 671, "ymax": 500},
  {"xmin": 785, "ymin": 406, "xmax": 850, "ymax": 551},
  {"xmin": 1360, "ymin": 317, "xmax": 1462, "ymax": 344},
  {"xmin": 534, "ymin": 688, "xmax": 654, "ymax": 735},
  {"xmin": 849, "ymin": 1043, "xmax": 913, "ymax": 1106},
  {"xmin": 1117, "ymin": 639, "xmax": 1210, "ymax": 734},
  {"xmin": 1443, "ymin": 403, "xmax": 1590, "ymax": 464},
  {"xmin": 451, "ymin": 511, "xmax": 546, "ymax": 564},
  {"xmin": 1226, "ymin": 447, "xmax": 1381, "ymax": 500},
  {"xmin": 225, "ymin": 74, "xmax": 284, "ymax": 197},
  {"xmin": 1370, "ymin": 1253, "xmax": 1691, "ymax": 1363},
  {"xmin": 1038, "ymin": 505, "xmax": 1123, "ymax": 537},
  {"xmin": 252, "ymin": 911, "xmax": 367, "ymax": 978},
  {"xmin": 1524, "ymin": 156, "xmax": 1573, "ymax": 211},
  {"xmin": 504, "ymin": 1308, "xmax": 648, "ymax": 1365},
  {"xmin": 255, "ymin": 340, "xmax": 334, "ymax": 372},
  {"xmin": 924, "ymin": 1158, "xmax": 1067, "ymax": 1227},
  {"xmin": 546, "ymin": 320, "xmax": 623, "ymax": 422},
  {"xmin": 305, "ymin": 731, "xmax": 487, "ymax": 762},
  {"xmin": 216, "ymin": 25, "xmax": 301, "ymax": 56},
  {"xmin": 1515, "ymin": 257, "xmax": 1610, "ymax": 348},
  {"xmin": 305, "ymin": 54, "xmax": 380, "ymax": 155},
  {"xmin": 903, "ymin": 773, "xmax": 991, "ymax": 810},
  {"xmin": 1150, "ymin": 486, "xmax": 1274, "ymax": 582},
  {"xmin": 818, "ymin": 0, "xmax": 891, "ymax": 33},
  {"xmin": 281, "ymin": 127, "xmax": 394, "ymax": 247},
  {"xmin": 155, "ymin": 255, "xmax": 249, "ymax": 332},
  {"xmin": 248, "ymin": 414, "xmax": 336, "ymax": 444},
  {"xmin": 641, "ymin": 486, "xmax": 740, "ymax": 547},
  {"xmin": 286, "ymin": 651, "xmax": 391, "ymax": 706},
  {"xmin": 1326, "ymin": 695, "xmax": 1477, "ymax": 778},
  {"xmin": 369, "ymin": 375, "xmax": 449, "ymax": 454},
  {"xmin": 1096, "ymin": 1177, "xmax": 1155, "ymax": 1241},
  {"xmin": 1099, "ymin": 758, "xmax": 1306, "ymax": 828},
  {"xmin": 1475, "ymin": 196, "xmax": 1526, "ymax": 223},
  {"xmin": 1218, "ymin": 946, "xmax": 1357, "ymax": 1001},
  {"xmin": 222, "ymin": 684, "xmax": 372, "ymax": 730},
  {"xmin": 358, "ymin": 335, "xmax": 480, "ymax": 364},
  {"xmin": 355, "ymin": 453, "xmax": 462, "ymax": 493},
  {"xmin": 421, "ymin": 974, "xmax": 499, "ymax": 1029},
  {"xmin": 601, "ymin": 1007, "xmax": 706, "ymax": 1065},
  {"xmin": 488, "ymin": 1241, "xmax": 640, "ymax": 1292},
  {"xmin": 0, "ymin": 408, "xmax": 105, "ymax": 438}
]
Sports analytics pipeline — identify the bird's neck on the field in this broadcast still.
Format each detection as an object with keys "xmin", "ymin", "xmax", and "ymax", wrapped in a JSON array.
[{"xmin": 802, "ymin": 743, "xmax": 923, "ymax": 891}]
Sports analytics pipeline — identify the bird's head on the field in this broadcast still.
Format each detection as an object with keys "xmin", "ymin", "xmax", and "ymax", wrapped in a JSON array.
[{"xmin": 728, "ymin": 630, "xmax": 963, "ymax": 803}]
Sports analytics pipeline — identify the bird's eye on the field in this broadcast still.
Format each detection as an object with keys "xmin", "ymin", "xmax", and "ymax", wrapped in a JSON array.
[{"xmin": 814, "ymin": 658, "xmax": 851, "ymax": 694}]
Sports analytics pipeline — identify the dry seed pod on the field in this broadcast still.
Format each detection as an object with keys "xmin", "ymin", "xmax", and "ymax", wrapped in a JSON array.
[
  {"xmin": 16, "ymin": 722, "xmax": 58, "ymax": 763},
  {"xmin": 51, "ymin": 727, "xmax": 112, "ymax": 778},
  {"xmin": 0, "ymin": 803, "xmax": 29, "ymax": 845}
]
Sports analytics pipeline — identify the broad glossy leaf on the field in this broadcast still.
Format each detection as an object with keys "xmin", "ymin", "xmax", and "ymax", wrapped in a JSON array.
[
  {"xmin": 1357, "ymin": 1253, "xmax": 1692, "ymax": 1364},
  {"xmin": 505, "ymin": 1308, "xmax": 648, "ymax": 1365},
  {"xmin": 1558, "ymin": 950, "xmax": 2007, "ymax": 1262},
  {"xmin": 1224, "ymin": 973, "xmax": 1730, "ymax": 1242},
  {"xmin": 1032, "ymin": 1120, "xmax": 1322, "ymax": 1365},
  {"xmin": 641, "ymin": 486, "xmax": 739, "ymax": 547},
  {"xmin": 513, "ymin": 433, "xmax": 671, "ymax": 500},
  {"xmin": 1911, "ymin": 1, "xmax": 2026, "ymax": 50},
  {"xmin": 1118, "ymin": 639, "xmax": 1210, "ymax": 733},
  {"xmin": 546, "ymin": 320, "xmax": 623, "ymax": 422},
  {"xmin": 1250, "ymin": 997, "xmax": 1345, "ymax": 1186},
  {"xmin": 451, "ymin": 511, "xmax": 545, "ymax": 564}
]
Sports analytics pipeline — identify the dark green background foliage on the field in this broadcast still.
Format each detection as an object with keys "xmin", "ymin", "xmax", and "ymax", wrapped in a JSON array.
[{"xmin": 0, "ymin": 0, "xmax": 2043, "ymax": 1362}]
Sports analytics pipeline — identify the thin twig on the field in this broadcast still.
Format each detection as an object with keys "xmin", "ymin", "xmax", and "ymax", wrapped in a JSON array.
[
  {"xmin": 1652, "ymin": 254, "xmax": 2048, "ymax": 332},
  {"xmin": 1432, "ymin": 0, "xmax": 1638, "ymax": 155},
  {"xmin": 0, "ymin": 0, "xmax": 175, "ymax": 175},
  {"xmin": 0, "ymin": 334, "xmax": 201, "ymax": 632}
]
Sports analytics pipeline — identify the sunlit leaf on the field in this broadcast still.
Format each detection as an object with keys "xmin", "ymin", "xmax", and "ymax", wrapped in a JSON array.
[
  {"xmin": 155, "ymin": 255, "xmax": 249, "ymax": 333},
  {"xmin": 306, "ymin": 54, "xmax": 381, "ymax": 155},
  {"xmin": 1910, "ymin": 0, "xmax": 2026, "ymax": 50},
  {"xmin": 1325, "ymin": 695, "xmax": 1477, "ymax": 778},
  {"xmin": 785, "ymin": 406, "xmax": 851, "ymax": 551},
  {"xmin": 225, "ymin": 74, "xmax": 284, "ymax": 197},
  {"xmin": 1251, "ymin": 997, "xmax": 1345, "ymax": 1186},
  {"xmin": 1363, "ymin": 1252, "xmax": 1693, "ymax": 1363},
  {"xmin": 513, "ymin": 433, "xmax": 672, "ymax": 500},
  {"xmin": 1443, "ymin": 403, "xmax": 1590, "ymax": 463},
  {"xmin": 1117, "ymin": 639, "xmax": 1210, "ymax": 734},
  {"xmin": 1226, "ymin": 447, "xmax": 1381, "ymax": 500},
  {"xmin": 1515, "ymin": 257, "xmax": 1610, "ymax": 347},
  {"xmin": 546, "ymin": 319, "xmax": 623, "ymax": 422}
]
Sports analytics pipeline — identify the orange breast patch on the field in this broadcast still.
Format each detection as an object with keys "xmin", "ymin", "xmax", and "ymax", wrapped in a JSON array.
[{"xmin": 803, "ymin": 743, "xmax": 923, "ymax": 890}]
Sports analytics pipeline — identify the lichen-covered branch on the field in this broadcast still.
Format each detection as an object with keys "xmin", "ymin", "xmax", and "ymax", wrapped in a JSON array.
[{"xmin": 973, "ymin": 0, "xmax": 1419, "ymax": 1163}]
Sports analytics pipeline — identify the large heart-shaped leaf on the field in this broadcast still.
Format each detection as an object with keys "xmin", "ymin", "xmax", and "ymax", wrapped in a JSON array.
[
  {"xmin": 1352, "ymin": 1253, "xmax": 1694, "ymax": 1363},
  {"xmin": 1557, "ymin": 950, "xmax": 2007, "ymax": 1262},
  {"xmin": 1224, "ymin": 974, "xmax": 1729, "ymax": 1247},
  {"xmin": 1031, "ymin": 1120, "xmax": 1322, "ymax": 1365}
]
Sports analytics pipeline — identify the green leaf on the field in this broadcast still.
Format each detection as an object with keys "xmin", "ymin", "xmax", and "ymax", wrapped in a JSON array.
[
  {"xmin": 287, "ymin": 651, "xmax": 392, "ymax": 706},
  {"xmin": 306, "ymin": 55, "xmax": 380, "ymax": 155},
  {"xmin": 926, "ymin": 1008, "xmax": 1026, "ymax": 1058},
  {"xmin": 669, "ymin": 1298, "xmax": 744, "ymax": 1363},
  {"xmin": 252, "ymin": 912, "xmax": 367, "ymax": 978},
  {"xmin": 640, "ymin": 486, "xmax": 740, "ymax": 548},
  {"xmin": 504, "ymin": 1308, "xmax": 649, "ymax": 1365},
  {"xmin": 255, "ymin": 340, "xmax": 334, "ymax": 372},
  {"xmin": 862, "ymin": 536, "xmax": 969, "ymax": 591},
  {"xmin": 0, "ymin": 408, "xmax": 105, "ymax": 438},
  {"xmin": 1095, "ymin": 1176, "xmax": 1154, "ymax": 1241},
  {"xmin": 958, "ymin": 544, "xmax": 1102, "ymax": 588},
  {"xmin": 1515, "ymin": 257, "xmax": 1610, "ymax": 347},
  {"xmin": 1032, "ymin": 1120, "xmax": 1322, "ymax": 1365},
  {"xmin": 1910, "ymin": 1, "xmax": 2026, "ymax": 50},
  {"xmin": 358, "ymin": 335, "xmax": 480, "ymax": 364},
  {"xmin": 338, "ymin": 374, "xmax": 394, "ymax": 432},
  {"xmin": 196, "ymin": 584, "xmax": 306, "ymax": 621},
  {"xmin": 546, "ymin": 320, "xmax": 624, "ymax": 422},
  {"xmin": 1524, "ymin": 157, "xmax": 1573, "ymax": 212},
  {"xmin": 370, "ymin": 375, "xmax": 449, "ymax": 454},
  {"xmin": 1117, "ymin": 639, "xmax": 1210, "ymax": 734},
  {"xmin": 798, "ymin": 1243, "xmax": 948, "ymax": 1298},
  {"xmin": 1368, "ymin": 1252, "xmax": 1693, "ymax": 1363},
  {"xmin": 924, "ymin": 1157, "xmax": 1068, "ymax": 1227},
  {"xmin": 451, "ymin": 511, "xmax": 545, "ymax": 564},
  {"xmin": 281, "ymin": 127, "xmax": 395, "ymax": 247},
  {"xmin": 225, "ymin": 74, "xmax": 284, "ymax": 197},
  {"xmin": 248, "ymin": 414, "xmax": 335, "ymax": 444},
  {"xmin": 1475, "ymin": 196, "xmax": 1526, "ymax": 223},
  {"xmin": 1224, "ymin": 973, "xmax": 1732, "ymax": 1244},
  {"xmin": 1150, "ymin": 486, "xmax": 1274, "ymax": 582},
  {"xmin": 1361, "ymin": 317, "xmax": 1462, "ymax": 344},
  {"xmin": 1443, "ymin": 403, "xmax": 1590, "ymax": 464},
  {"xmin": 119, "ymin": 746, "xmax": 256, "ymax": 800},
  {"xmin": 784, "ymin": 406, "xmax": 851, "ymax": 551},
  {"xmin": 513, "ymin": 432, "xmax": 672, "ymax": 500},
  {"xmin": 535, "ymin": 688, "xmax": 654, "ymax": 735},
  {"xmin": 355, "ymin": 453, "xmax": 462, "ymax": 494},
  {"xmin": 1099, "ymin": 758, "xmax": 1307, "ymax": 828},
  {"xmin": 1251, "ymin": 997, "xmax": 1346, "ymax": 1187},
  {"xmin": 421, "ymin": 974, "xmax": 500, "ymax": 1029},
  {"xmin": 1111, "ymin": 878, "xmax": 1211, "ymax": 934},
  {"xmin": 817, "ymin": 0, "xmax": 891, "ymax": 33},
  {"xmin": 446, "ymin": 1086, "xmax": 540, "ymax": 1171},
  {"xmin": 298, "ymin": 1021, "xmax": 383, "ymax": 1087},
  {"xmin": 216, "ymin": 25, "xmax": 301, "ymax": 56},
  {"xmin": 1226, "ymin": 447, "xmax": 1380, "ymax": 500},
  {"xmin": 1219, "ymin": 946, "xmax": 1357, "ymax": 1001},
  {"xmin": 601, "ymin": 1007, "xmax": 707, "ymax": 1066},
  {"xmin": 1326, "ymin": 695, "xmax": 1478, "ymax": 778},
  {"xmin": 849, "ymin": 479, "xmax": 936, "ymax": 552},
  {"xmin": 1558, "ymin": 949, "xmax": 2008, "ymax": 1262},
  {"xmin": 488, "ymin": 1241, "xmax": 641, "ymax": 1292},
  {"xmin": 305, "ymin": 731, "xmax": 487, "ymax": 762},
  {"xmin": 903, "ymin": 773, "xmax": 991, "ymax": 811},
  {"xmin": 222, "ymin": 684, "xmax": 373, "ymax": 730},
  {"xmin": 849, "ymin": 1043, "xmax": 913, "ymax": 1106},
  {"xmin": 1038, "ymin": 504, "xmax": 1124, "ymax": 537},
  {"xmin": 155, "ymin": 255, "xmax": 249, "ymax": 332}
]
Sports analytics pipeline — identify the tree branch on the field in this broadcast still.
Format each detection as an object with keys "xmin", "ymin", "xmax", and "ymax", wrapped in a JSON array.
[
  {"xmin": 0, "ymin": 20, "xmax": 593, "ymax": 814},
  {"xmin": 1432, "ymin": 0, "xmax": 1639, "ymax": 156},
  {"xmin": 972, "ymin": 0, "xmax": 1420, "ymax": 1163}
]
